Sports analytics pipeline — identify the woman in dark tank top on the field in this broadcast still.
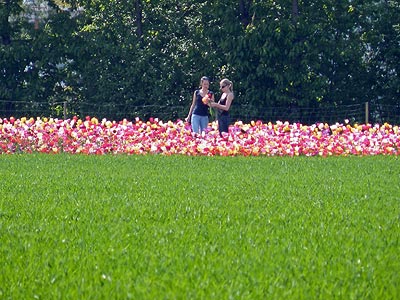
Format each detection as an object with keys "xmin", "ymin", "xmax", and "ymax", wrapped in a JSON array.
[
  {"xmin": 185, "ymin": 76, "xmax": 215, "ymax": 134},
  {"xmin": 210, "ymin": 78, "xmax": 234, "ymax": 136}
]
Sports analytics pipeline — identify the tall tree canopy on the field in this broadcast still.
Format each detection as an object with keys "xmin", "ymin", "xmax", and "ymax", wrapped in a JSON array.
[{"xmin": 1, "ymin": 0, "xmax": 399, "ymax": 122}]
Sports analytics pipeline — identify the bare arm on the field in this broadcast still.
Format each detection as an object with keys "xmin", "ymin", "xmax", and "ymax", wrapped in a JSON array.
[
  {"xmin": 211, "ymin": 92, "xmax": 233, "ymax": 111},
  {"xmin": 185, "ymin": 91, "xmax": 197, "ymax": 121}
]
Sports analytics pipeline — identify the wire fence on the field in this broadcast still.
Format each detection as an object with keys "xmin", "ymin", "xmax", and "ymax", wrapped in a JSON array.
[{"xmin": 0, "ymin": 99, "xmax": 399, "ymax": 125}]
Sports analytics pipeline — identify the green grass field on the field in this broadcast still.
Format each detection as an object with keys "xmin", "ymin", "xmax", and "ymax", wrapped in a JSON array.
[{"xmin": 0, "ymin": 154, "xmax": 399, "ymax": 299}]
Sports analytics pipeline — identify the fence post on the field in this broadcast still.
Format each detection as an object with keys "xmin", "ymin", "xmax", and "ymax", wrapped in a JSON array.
[
  {"xmin": 365, "ymin": 102, "xmax": 369, "ymax": 124},
  {"xmin": 63, "ymin": 101, "xmax": 67, "ymax": 120}
]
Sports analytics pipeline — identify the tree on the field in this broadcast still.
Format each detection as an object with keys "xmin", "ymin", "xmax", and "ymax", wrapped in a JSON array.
[
  {"xmin": 362, "ymin": 0, "xmax": 400, "ymax": 105},
  {"xmin": 1, "ymin": 0, "xmax": 398, "ymax": 123}
]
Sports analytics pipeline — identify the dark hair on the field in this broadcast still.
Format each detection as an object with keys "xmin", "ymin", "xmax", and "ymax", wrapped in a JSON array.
[{"xmin": 199, "ymin": 76, "xmax": 210, "ymax": 88}]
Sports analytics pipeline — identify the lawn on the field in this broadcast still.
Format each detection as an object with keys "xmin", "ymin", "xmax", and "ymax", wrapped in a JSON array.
[{"xmin": 0, "ymin": 154, "xmax": 399, "ymax": 299}]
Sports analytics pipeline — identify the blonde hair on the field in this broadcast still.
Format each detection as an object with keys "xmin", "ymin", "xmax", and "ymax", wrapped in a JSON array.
[{"xmin": 220, "ymin": 78, "xmax": 233, "ymax": 92}]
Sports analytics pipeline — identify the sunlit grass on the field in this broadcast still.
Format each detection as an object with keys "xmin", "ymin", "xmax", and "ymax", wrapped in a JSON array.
[{"xmin": 0, "ymin": 154, "xmax": 399, "ymax": 299}]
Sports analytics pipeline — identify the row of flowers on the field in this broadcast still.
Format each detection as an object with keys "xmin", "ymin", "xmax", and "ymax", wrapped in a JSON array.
[{"xmin": 0, "ymin": 116, "xmax": 399, "ymax": 156}]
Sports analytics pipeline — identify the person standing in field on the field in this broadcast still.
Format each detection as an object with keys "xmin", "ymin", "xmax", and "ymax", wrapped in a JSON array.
[
  {"xmin": 185, "ymin": 76, "xmax": 215, "ymax": 134},
  {"xmin": 209, "ymin": 78, "xmax": 234, "ymax": 136}
]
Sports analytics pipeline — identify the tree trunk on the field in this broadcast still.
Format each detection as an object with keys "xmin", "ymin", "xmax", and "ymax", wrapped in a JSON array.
[
  {"xmin": 0, "ymin": 0, "xmax": 12, "ymax": 45},
  {"xmin": 292, "ymin": 0, "xmax": 299, "ymax": 22},
  {"xmin": 239, "ymin": 0, "xmax": 252, "ymax": 28},
  {"xmin": 135, "ymin": 0, "xmax": 143, "ymax": 38}
]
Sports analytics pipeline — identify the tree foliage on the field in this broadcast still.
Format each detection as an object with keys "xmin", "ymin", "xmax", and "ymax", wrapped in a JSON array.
[{"xmin": 1, "ymin": 0, "xmax": 399, "ymax": 122}]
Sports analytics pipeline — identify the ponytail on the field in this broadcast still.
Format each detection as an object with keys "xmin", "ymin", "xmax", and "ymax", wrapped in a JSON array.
[{"xmin": 221, "ymin": 78, "xmax": 233, "ymax": 92}]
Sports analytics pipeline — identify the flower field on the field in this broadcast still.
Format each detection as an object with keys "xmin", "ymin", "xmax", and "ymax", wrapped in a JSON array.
[{"xmin": 1, "ymin": 116, "xmax": 399, "ymax": 156}]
